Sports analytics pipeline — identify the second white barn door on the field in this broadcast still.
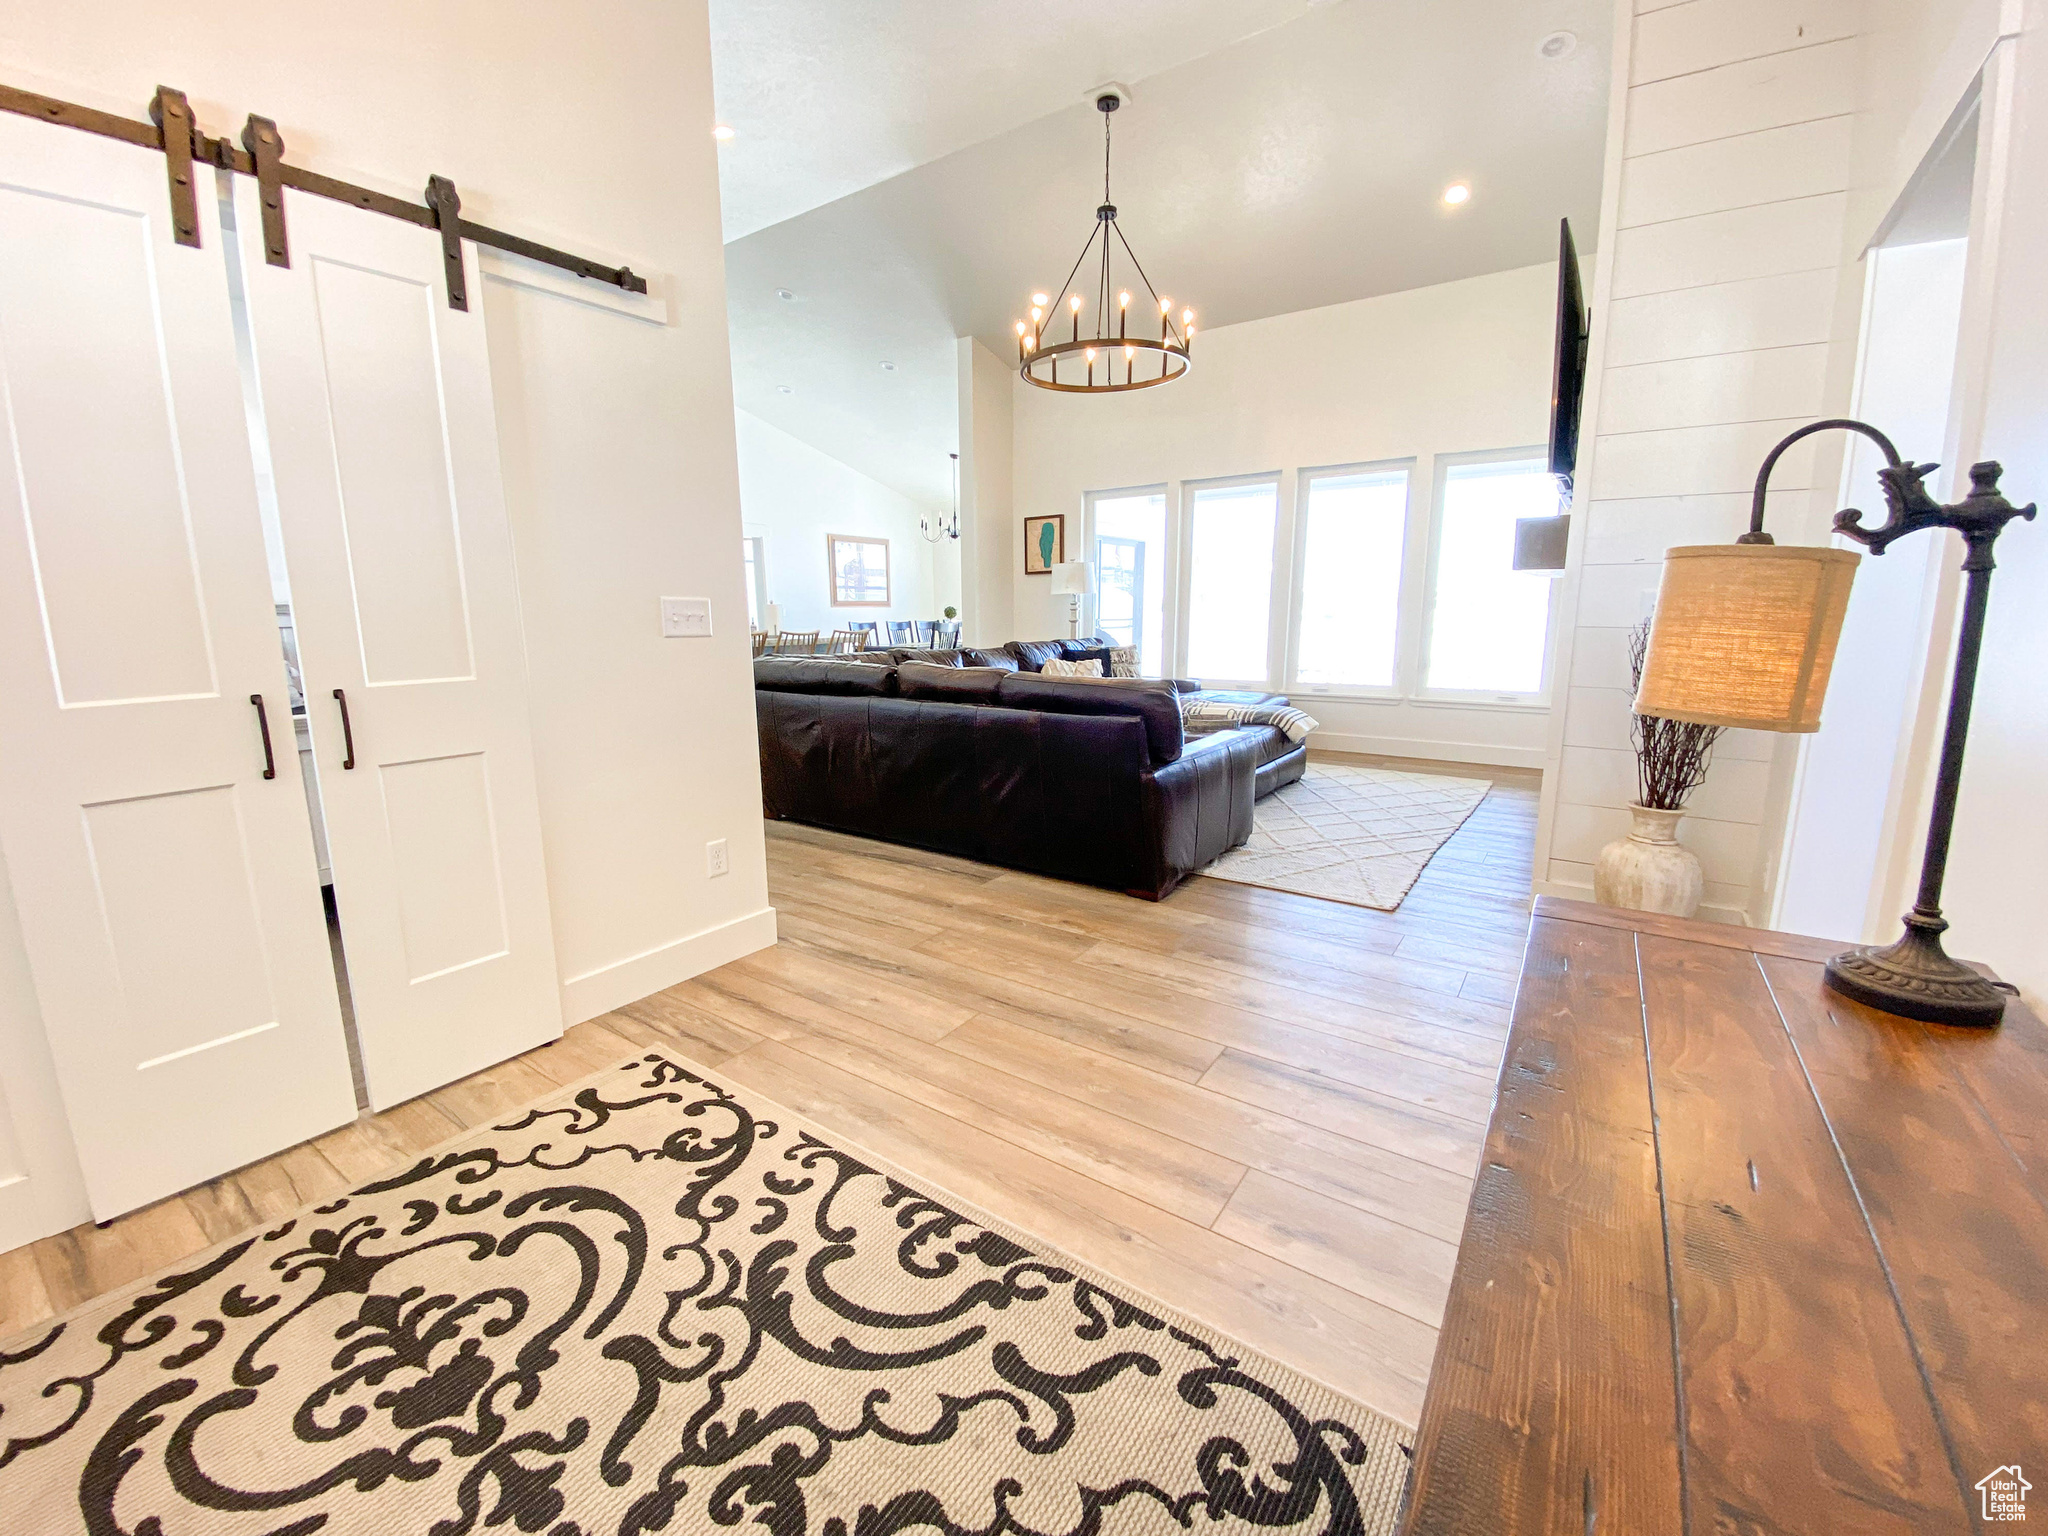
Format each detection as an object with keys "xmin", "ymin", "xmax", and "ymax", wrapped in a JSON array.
[
  {"xmin": 232, "ymin": 179, "xmax": 562, "ymax": 1109},
  {"xmin": 0, "ymin": 116, "xmax": 357, "ymax": 1218}
]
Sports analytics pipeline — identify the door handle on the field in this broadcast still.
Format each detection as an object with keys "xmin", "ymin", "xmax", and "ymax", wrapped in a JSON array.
[
  {"xmin": 332, "ymin": 688, "xmax": 356, "ymax": 770},
  {"xmin": 250, "ymin": 694, "xmax": 277, "ymax": 779}
]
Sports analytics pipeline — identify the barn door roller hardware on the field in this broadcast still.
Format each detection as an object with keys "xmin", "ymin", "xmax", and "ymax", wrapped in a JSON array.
[{"xmin": 1, "ymin": 80, "xmax": 646, "ymax": 310}]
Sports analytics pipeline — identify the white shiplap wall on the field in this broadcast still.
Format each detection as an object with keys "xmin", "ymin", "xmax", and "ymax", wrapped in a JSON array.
[{"xmin": 1537, "ymin": 0, "xmax": 1867, "ymax": 922}]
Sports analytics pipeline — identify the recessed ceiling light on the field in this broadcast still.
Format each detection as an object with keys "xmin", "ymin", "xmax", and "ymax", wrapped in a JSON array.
[
  {"xmin": 879, "ymin": 361, "xmax": 897, "ymax": 372},
  {"xmin": 1538, "ymin": 30, "xmax": 1578, "ymax": 60},
  {"xmin": 776, "ymin": 385, "xmax": 794, "ymax": 395},
  {"xmin": 1442, "ymin": 182, "xmax": 1472, "ymax": 206},
  {"xmin": 775, "ymin": 288, "xmax": 797, "ymax": 302},
  {"xmin": 712, "ymin": 124, "xmax": 736, "ymax": 141}
]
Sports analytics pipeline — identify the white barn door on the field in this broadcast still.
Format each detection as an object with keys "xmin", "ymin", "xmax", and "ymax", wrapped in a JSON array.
[
  {"xmin": 0, "ymin": 118, "xmax": 356, "ymax": 1218},
  {"xmin": 231, "ymin": 180, "xmax": 561, "ymax": 1109}
]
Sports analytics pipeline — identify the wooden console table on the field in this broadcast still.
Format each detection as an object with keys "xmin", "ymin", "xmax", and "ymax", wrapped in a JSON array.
[{"xmin": 1401, "ymin": 897, "xmax": 2046, "ymax": 1535}]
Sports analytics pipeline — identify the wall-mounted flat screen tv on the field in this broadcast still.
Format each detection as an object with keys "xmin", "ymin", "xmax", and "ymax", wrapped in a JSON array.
[
  {"xmin": 1517, "ymin": 218, "xmax": 1591, "ymax": 574},
  {"xmin": 1549, "ymin": 216, "xmax": 1590, "ymax": 493}
]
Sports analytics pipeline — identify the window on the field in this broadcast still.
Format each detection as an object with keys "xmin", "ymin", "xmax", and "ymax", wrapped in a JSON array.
[
  {"xmin": 826, "ymin": 534, "xmax": 890, "ymax": 607},
  {"xmin": 741, "ymin": 536, "xmax": 764, "ymax": 628},
  {"xmin": 1423, "ymin": 457, "xmax": 1557, "ymax": 695},
  {"xmin": 1185, "ymin": 480, "xmax": 1279, "ymax": 683},
  {"xmin": 1293, "ymin": 466, "xmax": 1409, "ymax": 690},
  {"xmin": 1090, "ymin": 489, "xmax": 1167, "ymax": 675}
]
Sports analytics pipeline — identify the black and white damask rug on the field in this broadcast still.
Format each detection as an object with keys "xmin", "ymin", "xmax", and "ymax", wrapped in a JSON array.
[{"xmin": 0, "ymin": 1053, "xmax": 1411, "ymax": 1535}]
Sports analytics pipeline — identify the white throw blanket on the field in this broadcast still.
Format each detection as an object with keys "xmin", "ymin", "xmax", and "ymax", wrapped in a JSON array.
[{"xmin": 1179, "ymin": 696, "xmax": 1319, "ymax": 743}]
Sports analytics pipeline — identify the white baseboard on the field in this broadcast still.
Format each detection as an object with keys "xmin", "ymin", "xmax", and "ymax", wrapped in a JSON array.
[
  {"xmin": 1531, "ymin": 876, "xmax": 1752, "ymax": 928},
  {"xmin": 1308, "ymin": 731, "xmax": 1546, "ymax": 771},
  {"xmin": 559, "ymin": 907, "xmax": 779, "ymax": 1025}
]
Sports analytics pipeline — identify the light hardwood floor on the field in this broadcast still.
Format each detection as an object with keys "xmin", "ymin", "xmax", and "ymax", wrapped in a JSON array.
[{"xmin": 2, "ymin": 752, "xmax": 1536, "ymax": 1428}]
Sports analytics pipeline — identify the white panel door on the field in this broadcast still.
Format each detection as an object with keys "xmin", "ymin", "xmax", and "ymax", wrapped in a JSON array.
[
  {"xmin": 0, "ymin": 118, "xmax": 357, "ymax": 1219},
  {"xmin": 232, "ymin": 180, "xmax": 561, "ymax": 1108}
]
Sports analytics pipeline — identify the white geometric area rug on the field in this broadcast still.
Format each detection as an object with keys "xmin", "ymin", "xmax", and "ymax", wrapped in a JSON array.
[{"xmin": 1199, "ymin": 762, "xmax": 1492, "ymax": 911}]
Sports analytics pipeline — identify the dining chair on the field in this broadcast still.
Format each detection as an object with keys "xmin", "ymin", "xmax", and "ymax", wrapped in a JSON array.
[
  {"xmin": 854, "ymin": 622, "xmax": 884, "ymax": 650},
  {"xmin": 886, "ymin": 620, "xmax": 915, "ymax": 645},
  {"xmin": 935, "ymin": 620, "xmax": 961, "ymax": 648},
  {"xmin": 827, "ymin": 629, "xmax": 862, "ymax": 654},
  {"xmin": 750, "ymin": 631, "xmax": 772, "ymax": 658},
  {"xmin": 774, "ymin": 630, "xmax": 819, "ymax": 656}
]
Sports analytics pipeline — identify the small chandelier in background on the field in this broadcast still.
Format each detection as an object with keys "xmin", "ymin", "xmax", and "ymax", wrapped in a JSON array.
[
  {"xmin": 920, "ymin": 452, "xmax": 960, "ymax": 542},
  {"xmin": 1015, "ymin": 92, "xmax": 1194, "ymax": 394}
]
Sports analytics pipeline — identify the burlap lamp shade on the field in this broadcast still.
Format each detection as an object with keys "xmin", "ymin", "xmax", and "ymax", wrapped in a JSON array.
[{"xmin": 1634, "ymin": 543, "xmax": 1860, "ymax": 732}]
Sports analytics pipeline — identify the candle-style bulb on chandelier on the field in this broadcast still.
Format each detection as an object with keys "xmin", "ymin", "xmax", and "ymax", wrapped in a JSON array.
[{"xmin": 1016, "ymin": 92, "xmax": 1193, "ymax": 393}]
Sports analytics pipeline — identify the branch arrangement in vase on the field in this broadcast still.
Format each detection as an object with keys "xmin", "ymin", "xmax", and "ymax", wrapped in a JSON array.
[
  {"xmin": 1627, "ymin": 618, "xmax": 1722, "ymax": 810},
  {"xmin": 1593, "ymin": 619, "xmax": 1727, "ymax": 919}
]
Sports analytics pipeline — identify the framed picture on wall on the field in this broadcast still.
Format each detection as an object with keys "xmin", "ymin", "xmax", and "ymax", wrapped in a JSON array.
[
  {"xmin": 827, "ymin": 534, "xmax": 892, "ymax": 606},
  {"xmin": 1023, "ymin": 514, "xmax": 1065, "ymax": 575}
]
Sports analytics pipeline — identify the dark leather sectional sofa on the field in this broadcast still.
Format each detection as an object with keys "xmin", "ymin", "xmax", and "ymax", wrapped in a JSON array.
[{"xmin": 752, "ymin": 636, "xmax": 1307, "ymax": 899}]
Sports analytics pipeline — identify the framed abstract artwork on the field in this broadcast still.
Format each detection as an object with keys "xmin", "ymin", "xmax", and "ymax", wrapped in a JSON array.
[{"xmin": 1023, "ymin": 514, "xmax": 1065, "ymax": 575}]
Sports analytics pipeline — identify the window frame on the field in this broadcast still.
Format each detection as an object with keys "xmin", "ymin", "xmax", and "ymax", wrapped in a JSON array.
[
  {"xmin": 825, "ymin": 532, "xmax": 892, "ymax": 609},
  {"xmin": 1176, "ymin": 470, "xmax": 1285, "ymax": 689},
  {"xmin": 741, "ymin": 534, "xmax": 767, "ymax": 629},
  {"xmin": 1083, "ymin": 483, "xmax": 1172, "ymax": 677},
  {"xmin": 1283, "ymin": 457, "xmax": 1418, "ymax": 703},
  {"xmin": 1414, "ymin": 445, "xmax": 1560, "ymax": 708}
]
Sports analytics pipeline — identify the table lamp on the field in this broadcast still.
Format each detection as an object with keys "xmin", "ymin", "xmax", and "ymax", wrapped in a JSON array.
[
  {"xmin": 1051, "ymin": 560, "xmax": 1095, "ymax": 640},
  {"xmin": 1635, "ymin": 418, "xmax": 2035, "ymax": 1027}
]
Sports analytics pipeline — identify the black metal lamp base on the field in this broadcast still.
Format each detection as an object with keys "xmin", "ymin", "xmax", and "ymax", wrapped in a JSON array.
[{"xmin": 1824, "ymin": 914, "xmax": 2008, "ymax": 1028}]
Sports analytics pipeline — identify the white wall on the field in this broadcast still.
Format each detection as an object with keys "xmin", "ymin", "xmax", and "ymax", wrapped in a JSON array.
[
  {"xmin": 734, "ymin": 410, "xmax": 939, "ymax": 637},
  {"xmin": 0, "ymin": 0, "xmax": 770, "ymax": 1247},
  {"xmin": 1940, "ymin": 7, "xmax": 2048, "ymax": 1011},
  {"xmin": 1774, "ymin": 238, "xmax": 1967, "ymax": 942},
  {"xmin": 958, "ymin": 339, "xmax": 1016, "ymax": 647},
  {"xmin": 1004, "ymin": 264, "xmax": 1561, "ymax": 768}
]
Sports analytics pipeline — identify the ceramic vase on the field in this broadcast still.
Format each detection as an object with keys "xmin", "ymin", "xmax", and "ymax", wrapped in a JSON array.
[{"xmin": 1593, "ymin": 803, "xmax": 1703, "ymax": 919}]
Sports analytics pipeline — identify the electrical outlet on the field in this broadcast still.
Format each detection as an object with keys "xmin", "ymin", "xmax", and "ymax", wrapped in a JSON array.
[
  {"xmin": 706, "ymin": 838, "xmax": 729, "ymax": 878},
  {"xmin": 662, "ymin": 597, "xmax": 713, "ymax": 638}
]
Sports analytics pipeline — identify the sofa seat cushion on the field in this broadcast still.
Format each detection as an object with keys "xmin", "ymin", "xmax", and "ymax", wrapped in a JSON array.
[
  {"xmin": 1184, "ymin": 688, "xmax": 1290, "ymax": 707},
  {"xmin": 1242, "ymin": 724, "xmax": 1296, "ymax": 767},
  {"xmin": 755, "ymin": 656, "xmax": 898, "ymax": 695}
]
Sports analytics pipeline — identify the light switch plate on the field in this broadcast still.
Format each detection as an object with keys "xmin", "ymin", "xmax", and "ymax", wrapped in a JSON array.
[{"xmin": 661, "ymin": 597, "xmax": 713, "ymax": 638}]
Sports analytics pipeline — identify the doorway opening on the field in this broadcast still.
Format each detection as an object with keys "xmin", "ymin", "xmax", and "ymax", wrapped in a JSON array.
[
  {"xmin": 219, "ymin": 180, "xmax": 368, "ymax": 1109},
  {"xmin": 1772, "ymin": 91, "xmax": 1979, "ymax": 941}
]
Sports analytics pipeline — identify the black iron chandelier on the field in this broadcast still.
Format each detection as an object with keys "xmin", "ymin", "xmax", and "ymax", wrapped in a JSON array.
[
  {"xmin": 1015, "ymin": 91, "xmax": 1194, "ymax": 393},
  {"xmin": 919, "ymin": 452, "xmax": 960, "ymax": 543}
]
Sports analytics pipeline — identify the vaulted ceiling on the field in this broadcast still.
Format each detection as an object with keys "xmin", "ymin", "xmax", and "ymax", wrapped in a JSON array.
[{"xmin": 710, "ymin": 0, "xmax": 1612, "ymax": 511}]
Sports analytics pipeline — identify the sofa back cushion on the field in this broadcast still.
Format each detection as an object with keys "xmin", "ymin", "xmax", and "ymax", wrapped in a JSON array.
[
  {"xmin": 1003, "ymin": 638, "xmax": 1070, "ymax": 672},
  {"xmin": 753, "ymin": 656, "xmax": 898, "ymax": 696},
  {"xmin": 896, "ymin": 661, "xmax": 1010, "ymax": 705},
  {"xmin": 958, "ymin": 648, "xmax": 1020, "ymax": 671},
  {"xmin": 888, "ymin": 647, "xmax": 966, "ymax": 666},
  {"xmin": 997, "ymin": 672, "xmax": 1184, "ymax": 763}
]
